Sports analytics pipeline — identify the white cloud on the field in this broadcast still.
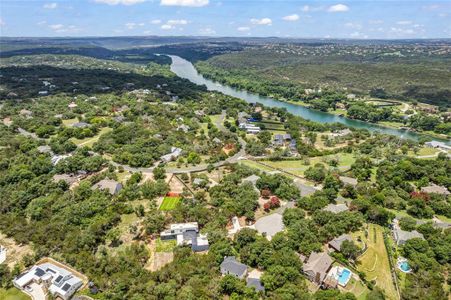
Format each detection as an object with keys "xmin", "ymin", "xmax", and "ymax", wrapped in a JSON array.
[
  {"xmin": 160, "ymin": 0, "xmax": 208, "ymax": 7},
  {"xmin": 150, "ymin": 19, "xmax": 162, "ymax": 24},
  {"xmin": 369, "ymin": 19, "xmax": 383, "ymax": 25},
  {"xmin": 282, "ymin": 14, "xmax": 299, "ymax": 21},
  {"xmin": 198, "ymin": 27, "xmax": 216, "ymax": 35},
  {"xmin": 345, "ymin": 22, "xmax": 362, "ymax": 30},
  {"xmin": 43, "ymin": 3, "xmax": 57, "ymax": 9},
  {"xmin": 301, "ymin": 5, "xmax": 324, "ymax": 12},
  {"xmin": 237, "ymin": 26, "xmax": 250, "ymax": 32},
  {"xmin": 125, "ymin": 22, "xmax": 144, "ymax": 29},
  {"xmin": 328, "ymin": 4, "xmax": 349, "ymax": 12},
  {"xmin": 161, "ymin": 24, "xmax": 173, "ymax": 30},
  {"xmin": 49, "ymin": 24, "xmax": 64, "ymax": 30},
  {"xmin": 48, "ymin": 24, "xmax": 80, "ymax": 33},
  {"xmin": 390, "ymin": 27, "xmax": 415, "ymax": 35},
  {"xmin": 167, "ymin": 19, "xmax": 188, "ymax": 25},
  {"xmin": 0, "ymin": 18, "xmax": 5, "ymax": 27},
  {"xmin": 94, "ymin": 0, "xmax": 145, "ymax": 5},
  {"xmin": 301, "ymin": 5, "xmax": 310, "ymax": 12},
  {"xmin": 396, "ymin": 20, "xmax": 412, "ymax": 25},
  {"xmin": 37, "ymin": 21, "xmax": 47, "ymax": 26},
  {"xmin": 250, "ymin": 18, "xmax": 272, "ymax": 25}
]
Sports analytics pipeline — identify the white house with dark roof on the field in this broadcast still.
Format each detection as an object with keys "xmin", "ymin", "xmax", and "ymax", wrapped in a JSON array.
[
  {"xmin": 160, "ymin": 222, "xmax": 209, "ymax": 252},
  {"xmin": 92, "ymin": 179, "xmax": 122, "ymax": 195},
  {"xmin": 220, "ymin": 256, "xmax": 248, "ymax": 279},
  {"xmin": 13, "ymin": 261, "xmax": 83, "ymax": 300}
]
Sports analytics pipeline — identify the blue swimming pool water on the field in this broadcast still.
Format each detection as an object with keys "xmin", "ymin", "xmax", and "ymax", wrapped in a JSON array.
[
  {"xmin": 400, "ymin": 261, "xmax": 411, "ymax": 272},
  {"xmin": 338, "ymin": 269, "xmax": 352, "ymax": 286}
]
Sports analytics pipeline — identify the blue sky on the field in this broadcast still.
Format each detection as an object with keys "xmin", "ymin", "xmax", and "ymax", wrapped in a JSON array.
[{"xmin": 1, "ymin": 0, "xmax": 450, "ymax": 39}]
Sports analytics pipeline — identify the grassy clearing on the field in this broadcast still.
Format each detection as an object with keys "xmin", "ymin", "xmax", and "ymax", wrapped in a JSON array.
[
  {"xmin": 342, "ymin": 277, "xmax": 369, "ymax": 300},
  {"xmin": 62, "ymin": 118, "xmax": 79, "ymax": 127},
  {"xmin": 355, "ymin": 224, "xmax": 397, "ymax": 300},
  {"xmin": 159, "ymin": 196, "xmax": 181, "ymax": 211},
  {"xmin": 407, "ymin": 147, "xmax": 440, "ymax": 157},
  {"xmin": 155, "ymin": 238, "xmax": 177, "ymax": 252},
  {"xmin": 0, "ymin": 288, "xmax": 30, "ymax": 300},
  {"xmin": 262, "ymin": 153, "xmax": 356, "ymax": 176},
  {"xmin": 70, "ymin": 127, "xmax": 112, "ymax": 148}
]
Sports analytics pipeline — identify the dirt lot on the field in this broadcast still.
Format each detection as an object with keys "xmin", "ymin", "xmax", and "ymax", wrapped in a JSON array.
[
  {"xmin": 0, "ymin": 232, "xmax": 33, "ymax": 268},
  {"xmin": 144, "ymin": 239, "xmax": 174, "ymax": 272}
]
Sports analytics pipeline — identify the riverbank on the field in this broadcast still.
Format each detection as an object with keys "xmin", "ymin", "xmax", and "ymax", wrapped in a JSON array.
[{"xmin": 169, "ymin": 55, "xmax": 450, "ymax": 145}]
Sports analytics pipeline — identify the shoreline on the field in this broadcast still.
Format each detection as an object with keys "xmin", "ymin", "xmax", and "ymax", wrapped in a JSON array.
[{"xmin": 195, "ymin": 67, "xmax": 450, "ymax": 142}]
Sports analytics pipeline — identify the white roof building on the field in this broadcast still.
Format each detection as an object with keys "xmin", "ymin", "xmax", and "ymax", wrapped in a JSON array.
[
  {"xmin": 161, "ymin": 147, "xmax": 182, "ymax": 162},
  {"xmin": 13, "ymin": 261, "xmax": 83, "ymax": 300}
]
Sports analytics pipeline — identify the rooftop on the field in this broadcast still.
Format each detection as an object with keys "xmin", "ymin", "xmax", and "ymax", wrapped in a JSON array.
[
  {"xmin": 323, "ymin": 203, "xmax": 349, "ymax": 214},
  {"xmin": 92, "ymin": 179, "xmax": 122, "ymax": 195}
]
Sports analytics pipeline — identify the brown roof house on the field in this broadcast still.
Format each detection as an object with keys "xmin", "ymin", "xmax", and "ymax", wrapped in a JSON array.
[
  {"xmin": 303, "ymin": 252, "xmax": 333, "ymax": 285},
  {"xmin": 92, "ymin": 179, "xmax": 122, "ymax": 195}
]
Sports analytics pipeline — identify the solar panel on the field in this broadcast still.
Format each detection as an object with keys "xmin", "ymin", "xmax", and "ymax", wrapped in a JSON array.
[
  {"xmin": 55, "ymin": 275, "xmax": 63, "ymax": 282},
  {"xmin": 62, "ymin": 283, "xmax": 71, "ymax": 292},
  {"xmin": 35, "ymin": 268, "xmax": 46, "ymax": 277}
]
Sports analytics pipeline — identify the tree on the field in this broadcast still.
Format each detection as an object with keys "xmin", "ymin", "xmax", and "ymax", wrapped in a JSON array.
[
  {"xmin": 153, "ymin": 166, "xmax": 166, "ymax": 180},
  {"xmin": 144, "ymin": 210, "xmax": 165, "ymax": 235},
  {"xmin": 341, "ymin": 240, "xmax": 360, "ymax": 260}
]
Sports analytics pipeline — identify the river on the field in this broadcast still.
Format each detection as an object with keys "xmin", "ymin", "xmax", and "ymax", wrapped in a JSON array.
[{"xmin": 169, "ymin": 55, "xmax": 450, "ymax": 144}]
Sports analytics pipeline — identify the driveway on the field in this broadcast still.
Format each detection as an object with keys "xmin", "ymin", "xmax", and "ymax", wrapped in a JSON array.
[{"xmin": 25, "ymin": 282, "xmax": 46, "ymax": 300}]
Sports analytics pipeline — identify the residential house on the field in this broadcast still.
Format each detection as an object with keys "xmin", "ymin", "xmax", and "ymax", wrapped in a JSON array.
[
  {"xmin": 72, "ymin": 122, "xmax": 90, "ymax": 128},
  {"xmin": 239, "ymin": 122, "xmax": 261, "ymax": 134},
  {"xmin": 323, "ymin": 203, "xmax": 349, "ymax": 214},
  {"xmin": 220, "ymin": 256, "xmax": 248, "ymax": 279},
  {"xmin": 421, "ymin": 184, "xmax": 450, "ymax": 196},
  {"xmin": 52, "ymin": 174, "xmax": 78, "ymax": 186},
  {"xmin": 37, "ymin": 145, "xmax": 52, "ymax": 154},
  {"xmin": 328, "ymin": 234, "xmax": 352, "ymax": 252},
  {"xmin": 339, "ymin": 176, "xmax": 358, "ymax": 187},
  {"xmin": 177, "ymin": 124, "xmax": 190, "ymax": 132},
  {"xmin": 92, "ymin": 179, "xmax": 123, "ymax": 195},
  {"xmin": 273, "ymin": 134, "xmax": 284, "ymax": 146},
  {"xmin": 254, "ymin": 213, "xmax": 284, "ymax": 241},
  {"xmin": 302, "ymin": 252, "xmax": 333, "ymax": 285},
  {"xmin": 160, "ymin": 222, "xmax": 209, "ymax": 252},
  {"xmin": 68, "ymin": 102, "xmax": 78, "ymax": 109},
  {"xmin": 392, "ymin": 219, "xmax": 424, "ymax": 246},
  {"xmin": 51, "ymin": 154, "xmax": 71, "ymax": 166},
  {"xmin": 13, "ymin": 261, "xmax": 83, "ymax": 300},
  {"xmin": 424, "ymin": 141, "xmax": 451, "ymax": 151},
  {"xmin": 161, "ymin": 147, "xmax": 182, "ymax": 162},
  {"xmin": 283, "ymin": 134, "xmax": 292, "ymax": 141},
  {"xmin": 331, "ymin": 129, "xmax": 352, "ymax": 138}
]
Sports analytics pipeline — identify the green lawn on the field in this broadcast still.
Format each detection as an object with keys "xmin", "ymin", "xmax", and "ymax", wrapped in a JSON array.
[
  {"xmin": 407, "ymin": 147, "xmax": 440, "ymax": 157},
  {"xmin": 70, "ymin": 127, "xmax": 112, "ymax": 148},
  {"xmin": 355, "ymin": 224, "xmax": 398, "ymax": 300},
  {"xmin": 262, "ymin": 153, "xmax": 356, "ymax": 176},
  {"xmin": 62, "ymin": 118, "xmax": 79, "ymax": 127},
  {"xmin": 159, "ymin": 196, "xmax": 181, "ymax": 211},
  {"xmin": 0, "ymin": 288, "xmax": 30, "ymax": 300},
  {"xmin": 155, "ymin": 238, "xmax": 177, "ymax": 252}
]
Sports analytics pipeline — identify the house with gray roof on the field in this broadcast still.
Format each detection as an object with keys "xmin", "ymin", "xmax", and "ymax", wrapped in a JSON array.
[
  {"xmin": 392, "ymin": 220, "xmax": 424, "ymax": 246},
  {"xmin": 303, "ymin": 252, "xmax": 333, "ymax": 285},
  {"xmin": 323, "ymin": 203, "xmax": 349, "ymax": 214},
  {"xmin": 53, "ymin": 174, "xmax": 78, "ymax": 186},
  {"xmin": 254, "ymin": 213, "xmax": 284, "ymax": 240},
  {"xmin": 92, "ymin": 179, "xmax": 122, "ymax": 195},
  {"xmin": 421, "ymin": 184, "xmax": 450, "ymax": 196},
  {"xmin": 72, "ymin": 122, "xmax": 90, "ymax": 128},
  {"xmin": 328, "ymin": 234, "xmax": 352, "ymax": 252},
  {"xmin": 247, "ymin": 278, "xmax": 264, "ymax": 292},
  {"xmin": 242, "ymin": 174, "xmax": 260, "ymax": 186},
  {"xmin": 220, "ymin": 256, "xmax": 248, "ymax": 279},
  {"xmin": 37, "ymin": 145, "xmax": 52, "ymax": 154},
  {"xmin": 161, "ymin": 147, "xmax": 182, "ymax": 162},
  {"xmin": 339, "ymin": 176, "xmax": 358, "ymax": 187}
]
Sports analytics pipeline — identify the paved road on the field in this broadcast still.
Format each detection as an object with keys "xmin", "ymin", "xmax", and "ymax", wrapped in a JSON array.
[{"xmin": 109, "ymin": 111, "xmax": 247, "ymax": 174}]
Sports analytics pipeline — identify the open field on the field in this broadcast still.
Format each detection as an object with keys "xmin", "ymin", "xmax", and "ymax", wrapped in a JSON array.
[
  {"xmin": 261, "ymin": 153, "xmax": 356, "ymax": 176},
  {"xmin": 62, "ymin": 118, "xmax": 79, "ymax": 127},
  {"xmin": 0, "ymin": 232, "xmax": 33, "ymax": 268},
  {"xmin": 341, "ymin": 277, "xmax": 369, "ymax": 300},
  {"xmin": 70, "ymin": 127, "xmax": 112, "ymax": 148},
  {"xmin": 355, "ymin": 224, "xmax": 398, "ymax": 300},
  {"xmin": 159, "ymin": 196, "xmax": 181, "ymax": 211},
  {"xmin": 156, "ymin": 238, "xmax": 177, "ymax": 252},
  {"xmin": 0, "ymin": 288, "xmax": 30, "ymax": 300}
]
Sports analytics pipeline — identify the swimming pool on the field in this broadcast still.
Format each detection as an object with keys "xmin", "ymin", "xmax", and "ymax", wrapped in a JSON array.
[
  {"xmin": 399, "ymin": 261, "xmax": 411, "ymax": 273},
  {"xmin": 338, "ymin": 268, "xmax": 352, "ymax": 286}
]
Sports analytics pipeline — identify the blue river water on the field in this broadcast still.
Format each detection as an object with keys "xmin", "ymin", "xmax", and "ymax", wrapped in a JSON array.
[{"xmin": 169, "ymin": 55, "xmax": 450, "ymax": 144}]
